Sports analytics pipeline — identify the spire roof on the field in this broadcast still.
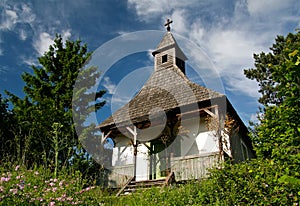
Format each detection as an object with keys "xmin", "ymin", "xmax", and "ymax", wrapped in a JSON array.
[{"xmin": 152, "ymin": 32, "xmax": 187, "ymax": 60}]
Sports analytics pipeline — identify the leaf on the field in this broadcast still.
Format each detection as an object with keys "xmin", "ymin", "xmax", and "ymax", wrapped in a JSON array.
[
  {"xmin": 288, "ymin": 49, "xmax": 298, "ymax": 57},
  {"xmin": 278, "ymin": 175, "xmax": 300, "ymax": 185}
]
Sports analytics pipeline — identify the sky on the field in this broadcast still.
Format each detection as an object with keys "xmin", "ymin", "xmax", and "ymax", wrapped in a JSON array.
[{"xmin": 1, "ymin": 0, "xmax": 300, "ymax": 127}]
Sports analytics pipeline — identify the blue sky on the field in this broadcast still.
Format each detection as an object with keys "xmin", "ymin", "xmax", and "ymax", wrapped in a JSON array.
[{"xmin": 1, "ymin": 0, "xmax": 300, "ymax": 126}]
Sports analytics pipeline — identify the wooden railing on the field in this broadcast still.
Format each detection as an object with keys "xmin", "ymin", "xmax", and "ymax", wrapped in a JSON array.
[
  {"xmin": 171, "ymin": 152, "xmax": 219, "ymax": 181},
  {"xmin": 101, "ymin": 152, "xmax": 220, "ymax": 188}
]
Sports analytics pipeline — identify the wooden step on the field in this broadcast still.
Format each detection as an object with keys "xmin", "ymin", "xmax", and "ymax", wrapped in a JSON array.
[{"xmin": 116, "ymin": 172, "xmax": 175, "ymax": 197}]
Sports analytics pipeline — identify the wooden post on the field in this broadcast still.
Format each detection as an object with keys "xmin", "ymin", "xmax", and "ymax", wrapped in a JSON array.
[
  {"xmin": 133, "ymin": 129, "xmax": 137, "ymax": 180},
  {"xmin": 126, "ymin": 126, "xmax": 138, "ymax": 180},
  {"xmin": 149, "ymin": 142, "xmax": 153, "ymax": 180}
]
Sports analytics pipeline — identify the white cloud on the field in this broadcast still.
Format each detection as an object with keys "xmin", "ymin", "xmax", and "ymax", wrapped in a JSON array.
[
  {"xmin": 0, "ymin": 10, "xmax": 18, "ymax": 30},
  {"xmin": 126, "ymin": 0, "xmax": 300, "ymax": 119},
  {"xmin": 33, "ymin": 29, "xmax": 72, "ymax": 56},
  {"xmin": 0, "ymin": 3, "xmax": 36, "ymax": 32},
  {"xmin": 103, "ymin": 77, "xmax": 117, "ymax": 94},
  {"xmin": 19, "ymin": 29, "xmax": 27, "ymax": 40},
  {"xmin": 128, "ymin": 0, "xmax": 198, "ymax": 21},
  {"xmin": 33, "ymin": 32, "xmax": 54, "ymax": 56},
  {"xmin": 247, "ymin": 0, "xmax": 294, "ymax": 16}
]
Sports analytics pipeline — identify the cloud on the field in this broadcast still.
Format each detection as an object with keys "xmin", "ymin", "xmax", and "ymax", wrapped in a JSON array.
[
  {"xmin": 126, "ymin": 0, "xmax": 299, "ymax": 100},
  {"xmin": 247, "ymin": 0, "xmax": 295, "ymax": 16},
  {"xmin": 0, "ymin": 10, "xmax": 18, "ymax": 30},
  {"xmin": 0, "ymin": 3, "xmax": 36, "ymax": 32},
  {"xmin": 33, "ymin": 32, "xmax": 53, "ymax": 56},
  {"xmin": 127, "ymin": 0, "xmax": 198, "ymax": 22},
  {"xmin": 102, "ymin": 77, "xmax": 117, "ymax": 94},
  {"xmin": 32, "ymin": 29, "xmax": 71, "ymax": 56}
]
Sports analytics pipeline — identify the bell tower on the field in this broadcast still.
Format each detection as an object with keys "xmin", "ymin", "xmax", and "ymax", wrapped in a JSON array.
[{"xmin": 152, "ymin": 19, "xmax": 188, "ymax": 74}]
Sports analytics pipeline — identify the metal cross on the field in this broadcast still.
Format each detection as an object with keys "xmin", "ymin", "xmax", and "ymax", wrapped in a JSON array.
[{"xmin": 164, "ymin": 18, "xmax": 173, "ymax": 31}]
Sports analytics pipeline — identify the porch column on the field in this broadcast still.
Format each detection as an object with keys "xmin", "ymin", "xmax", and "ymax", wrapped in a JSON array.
[{"xmin": 126, "ymin": 126, "xmax": 138, "ymax": 180}]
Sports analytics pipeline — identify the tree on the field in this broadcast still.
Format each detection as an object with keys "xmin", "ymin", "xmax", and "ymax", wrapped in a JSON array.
[
  {"xmin": 244, "ymin": 31, "xmax": 300, "ymax": 163},
  {"xmin": 6, "ymin": 35, "xmax": 106, "ymax": 169},
  {"xmin": 0, "ymin": 94, "xmax": 15, "ymax": 161}
]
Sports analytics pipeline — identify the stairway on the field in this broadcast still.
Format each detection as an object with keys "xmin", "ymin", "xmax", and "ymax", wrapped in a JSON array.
[{"xmin": 116, "ymin": 172, "xmax": 175, "ymax": 197}]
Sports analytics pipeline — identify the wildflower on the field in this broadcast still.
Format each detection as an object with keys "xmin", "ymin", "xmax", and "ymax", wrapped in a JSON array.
[
  {"xmin": 59, "ymin": 181, "xmax": 64, "ymax": 187},
  {"xmin": 1, "ymin": 177, "xmax": 10, "ymax": 182},
  {"xmin": 49, "ymin": 182, "xmax": 55, "ymax": 187},
  {"xmin": 53, "ymin": 178, "xmax": 58, "ymax": 182},
  {"xmin": 52, "ymin": 187, "xmax": 58, "ymax": 192},
  {"xmin": 34, "ymin": 171, "xmax": 39, "ymax": 175},
  {"xmin": 49, "ymin": 201, "xmax": 55, "ymax": 206},
  {"xmin": 34, "ymin": 186, "xmax": 38, "ymax": 189},
  {"xmin": 67, "ymin": 197, "xmax": 73, "ymax": 201},
  {"xmin": 9, "ymin": 188, "xmax": 18, "ymax": 194},
  {"xmin": 18, "ymin": 184, "xmax": 25, "ymax": 190},
  {"xmin": 0, "ymin": 186, "xmax": 4, "ymax": 192},
  {"xmin": 15, "ymin": 165, "xmax": 20, "ymax": 171},
  {"xmin": 16, "ymin": 175, "xmax": 21, "ymax": 179}
]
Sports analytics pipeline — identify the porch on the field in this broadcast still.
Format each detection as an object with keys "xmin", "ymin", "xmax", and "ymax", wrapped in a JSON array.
[{"xmin": 102, "ymin": 151, "xmax": 219, "ymax": 188}]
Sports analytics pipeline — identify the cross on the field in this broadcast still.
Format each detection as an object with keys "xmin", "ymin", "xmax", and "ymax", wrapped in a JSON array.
[{"xmin": 164, "ymin": 18, "xmax": 173, "ymax": 31}]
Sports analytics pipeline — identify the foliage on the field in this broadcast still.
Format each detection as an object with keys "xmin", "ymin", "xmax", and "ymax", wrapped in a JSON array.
[
  {"xmin": 244, "ymin": 31, "xmax": 300, "ymax": 161},
  {"xmin": 5, "ymin": 35, "xmax": 106, "ymax": 174}
]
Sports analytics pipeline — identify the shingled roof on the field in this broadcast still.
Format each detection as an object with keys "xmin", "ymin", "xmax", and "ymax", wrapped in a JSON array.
[{"xmin": 97, "ymin": 31, "xmax": 225, "ymax": 130}]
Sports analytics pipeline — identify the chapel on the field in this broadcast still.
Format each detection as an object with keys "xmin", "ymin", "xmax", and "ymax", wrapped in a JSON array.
[{"xmin": 97, "ymin": 20, "xmax": 255, "ymax": 189}]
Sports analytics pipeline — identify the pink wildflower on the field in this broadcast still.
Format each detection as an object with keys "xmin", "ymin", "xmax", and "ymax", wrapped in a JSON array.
[
  {"xmin": 52, "ymin": 187, "xmax": 58, "ymax": 192},
  {"xmin": 15, "ymin": 165, "xmax": 20, "ymax": 171},
  {"xmin": 53, "ymin": 178, "xmax": 58, "ymax": 182},
  {"xmin": 16, "ymin": 175, "xmax": 21, "ymax": 179},
  {"xmin": 1, "ymin": 177, "xmax": 10, "ymax": 182},
  {"xmin": 18, "ymin": 184, "xmax": 24, "ymax": 190},
  {"xmin": 34, "ymin": 171, "xmax": 39, "ymax": 175},
  {"xmin": 34, "ymin": 186, "xmax": 38, "ymax": 189},
  {"xmin": 49, "ymin": 201, "xmax": 55, "ymax": 206},
  {"xmin": 49, "ymin": 182, "xmax": 55, "ymax": 187},
  {"xmin": 9, "ymin": 188, "xmax": 18, "ymax": 194},
  {"xmin": 59, "ymin": 181, "xmax": 64, "ymax": 187}
]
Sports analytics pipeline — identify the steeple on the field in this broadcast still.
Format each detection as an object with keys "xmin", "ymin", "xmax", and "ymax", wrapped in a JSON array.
[{"xmin": 152, "ymin": 19, "xmax": 188, "ymax": 74}]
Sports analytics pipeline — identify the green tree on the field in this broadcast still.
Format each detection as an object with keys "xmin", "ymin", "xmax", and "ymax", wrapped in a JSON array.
[
  {"xmin": 6, "ymin": 35, "xmax": 106, "ymax": 170},
  {"xmin": 244, "ymin": 31, "xmax": 300, "ymax": 163},
  {"xmin": 0, "ymin": 94, "xmax": 15, "ymax": 161}
]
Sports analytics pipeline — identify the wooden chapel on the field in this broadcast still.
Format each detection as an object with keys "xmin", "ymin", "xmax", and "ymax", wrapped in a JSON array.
[{"xmin": 97, "ymin": 20, "xmax": 255, "ymax": 189}]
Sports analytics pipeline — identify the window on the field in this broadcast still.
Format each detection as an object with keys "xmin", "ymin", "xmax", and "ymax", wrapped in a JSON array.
[
  {"xmin": 162, "ymin": 54, "xmax": 168, "ymax": 63},
  {"xmin": 176, "ymin": 57, "xmax": 185, "ymax": 73}
]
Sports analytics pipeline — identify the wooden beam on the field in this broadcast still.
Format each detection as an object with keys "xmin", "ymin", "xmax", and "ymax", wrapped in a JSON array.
[
  {"xmin": 126, "ymin": 126, "xmax": 137, "ymax": 137},
  {"xmin": 203, "ymin": 108, "xmax": 217, "ymax": 118},
  {"xmin": 101, "ymin": 130, "xmax": 112, "ymax": 144},
  {"xmin": 176, "ymin": 105, "xmax": 218, "ymax": 117}
]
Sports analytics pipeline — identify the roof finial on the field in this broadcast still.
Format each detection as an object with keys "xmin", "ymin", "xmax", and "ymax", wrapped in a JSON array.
[{"xmin": 164, "ymin": 18, "xmax": 173, "ymax": 32}]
